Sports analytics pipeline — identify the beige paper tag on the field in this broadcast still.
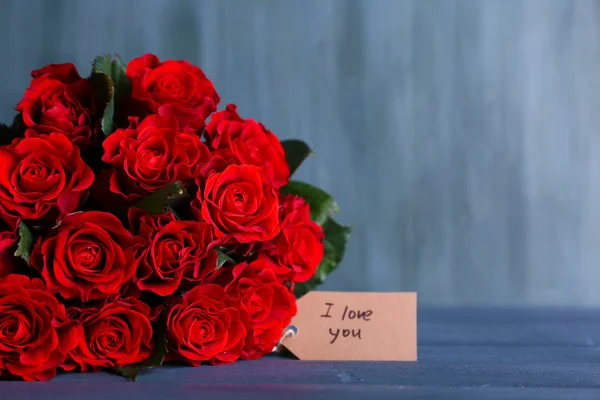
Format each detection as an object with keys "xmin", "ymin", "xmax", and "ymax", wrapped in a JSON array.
[{"xmin": 281, "ymin": 291, "xmax": 417, "ymax": 361}]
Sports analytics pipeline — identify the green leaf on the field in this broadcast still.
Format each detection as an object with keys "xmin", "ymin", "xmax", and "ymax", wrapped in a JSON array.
[
  {"xmin": 164, "ymin": 189, "xmax": 192, "ymax": 220},
  {"xmin": 280, "ymin": 181, "xmax": 340, "ymax": 225},
  {"xmin": 89, "ymin": 72, "xmax": 114, "ymax": 135},
  {"xmin": 14, "ymin": 221, "xmax": 34, "ymax": 264},
  {"xmin": 281, "ymin": 139, "xmax": 313, "ymax": 176},
  {"xmin": 132, "ymin": 182, "xmax": 186, "ymax": 215},
  {"xmin": 215, "ymin": 248, "xmax": 235, "ymax": 270},
  {"xmin": 294, "ymin": 218, "xmax": 355, "ymax": 298},
  {"xmin": 0, "ymin": 115, "xmax": 25, "ymax": 146},
  {"xmin": 0, "ymin": 123, "xmax": 10, "ymax": 137},
  {"xmin": 0, "ymin": 123, "xmax": 12, "ymax": 146},
  {"xmin": 113, "ymin": 313, "xmax": 167, "ymax": 381},
  {"xmin": 91, "ymin": 55, "xmax": 131, "ymax": 136}
]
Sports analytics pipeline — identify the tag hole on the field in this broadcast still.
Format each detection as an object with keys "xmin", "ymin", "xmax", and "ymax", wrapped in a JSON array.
[{"xmin": 273, "ymin": 325, "xmax": 299, "ymax": 352}]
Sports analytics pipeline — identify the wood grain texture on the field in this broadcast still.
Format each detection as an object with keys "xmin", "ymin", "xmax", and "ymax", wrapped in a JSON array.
[
  {"xmin": 0, "ymin": 0, "xmax": 599, "ymax": 305},
  {"xmin": 3, "ymin": 308, "xmax": 600, "ymax": 399},
  {"xmin": 5, "ymin": 384, "xmax": 599, "ymax": 400}
]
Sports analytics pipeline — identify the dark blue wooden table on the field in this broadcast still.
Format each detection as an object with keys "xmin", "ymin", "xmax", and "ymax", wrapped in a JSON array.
[{"xmin": 3, "ymin": 308, "xmax": 599, "ymax": 399}]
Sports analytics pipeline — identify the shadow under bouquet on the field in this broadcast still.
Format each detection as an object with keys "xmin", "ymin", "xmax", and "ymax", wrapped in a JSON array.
[{"xmin": 0, "ymin": 54, "xmax": 352, "ymax": 381}]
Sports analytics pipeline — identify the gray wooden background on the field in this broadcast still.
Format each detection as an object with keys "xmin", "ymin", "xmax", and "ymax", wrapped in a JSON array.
[{"xmin": 1, "ymin": 0, "xmax": 599, "ymax": 306}]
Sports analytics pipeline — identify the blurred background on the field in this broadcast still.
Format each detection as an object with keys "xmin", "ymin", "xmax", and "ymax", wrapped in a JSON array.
[{"xmin": 0, "ymin": 0, "xmax": 598, "ymax": 306}]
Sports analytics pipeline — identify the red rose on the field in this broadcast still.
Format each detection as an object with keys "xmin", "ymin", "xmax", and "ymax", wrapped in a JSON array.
[
  {"xmin": 165, "ymin": 284, "xmax": 249, "ymax": 365},
  {"xmin": 205, "ymin": 104, "xmax": 290, "ymax": 188},
  {"xmin": 0, "ymin": 131, "xmax": 94, "ymax": 222},
  {"xmin": 126, "ymin": 54, "xmax": 219, "ymax": 133},
  {"xmin": 0, "ymin": 275, "xmax": 76, "ymax": 381},
  {"xmin": 31, "ymin": 63, "xmax": 82, "ymax": 83},
  {"xmin": 193, "ymin": 164, "xmax": 280, "ymax": 244},
  {"xmin": 16, "ymin": 63, "xmax": 100, "ymax": 145},
  {"xmin": 224, "ymin": 258, "xmax": 297, "ymax": 359},
  {"xmin": 102, "ymin": 115, "xmax": 210, "ymax": 201},
  {"xmin": 263, "ymin": 195, "xmax": 324, "ymax": 282},
  {"xmin": 128, "ymin": 208, "xmax": 219, "ymax": 296},
  {"xmin": 31, "ymin": 211, "xmax": 141, "ymax": 301},
  {"xmin": 62, "ymin": 297, "xmax": 153, "ymax": 372},
  {"xmin": 198, "ymin": 149, "xmax": 238, "ymax": 179}
]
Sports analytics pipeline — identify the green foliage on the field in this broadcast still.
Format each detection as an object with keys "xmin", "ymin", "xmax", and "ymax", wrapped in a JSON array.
[
  {"xmin": 14, "ymin": 221, "xmax": 33, "ymax": 264},
  {"xmin": 280, "ymin": 181, "xmax": 340, "ymax": 225},
  {"xmin": 215, "ymin": 248, "xmax": 235, "ymax": 270},
  {"xmin": 132, "ymin": 182, "xmax": 186, "ymax": 215},
  {"xmin": 280, "ymin": 138, "xmax": 354, "ymax": 296},
  {"xmin": 0, "ymin": 123, "xmax": 10, "ymax": 137},
  {"xmin": 281, "ymin": 139, "xmax": 313, "ymax": 176},
  {"xmin": 294, "ymin": 218, "xmax": 355, "ymax": 297},
  {"xmin": 90, "ymin": 55, "xmax": 131, "ymax": 136}
]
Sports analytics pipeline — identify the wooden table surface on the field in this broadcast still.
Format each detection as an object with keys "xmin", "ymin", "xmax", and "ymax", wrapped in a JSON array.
[{"xmin": 3, "ymin": 308, "xmax": 599, "ymax": 399}]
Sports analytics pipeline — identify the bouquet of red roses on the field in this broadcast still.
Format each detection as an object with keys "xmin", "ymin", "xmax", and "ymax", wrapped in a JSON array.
[{"xmin": 0, "ymin": 54, "xmax": 352, "ymax": 381}]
